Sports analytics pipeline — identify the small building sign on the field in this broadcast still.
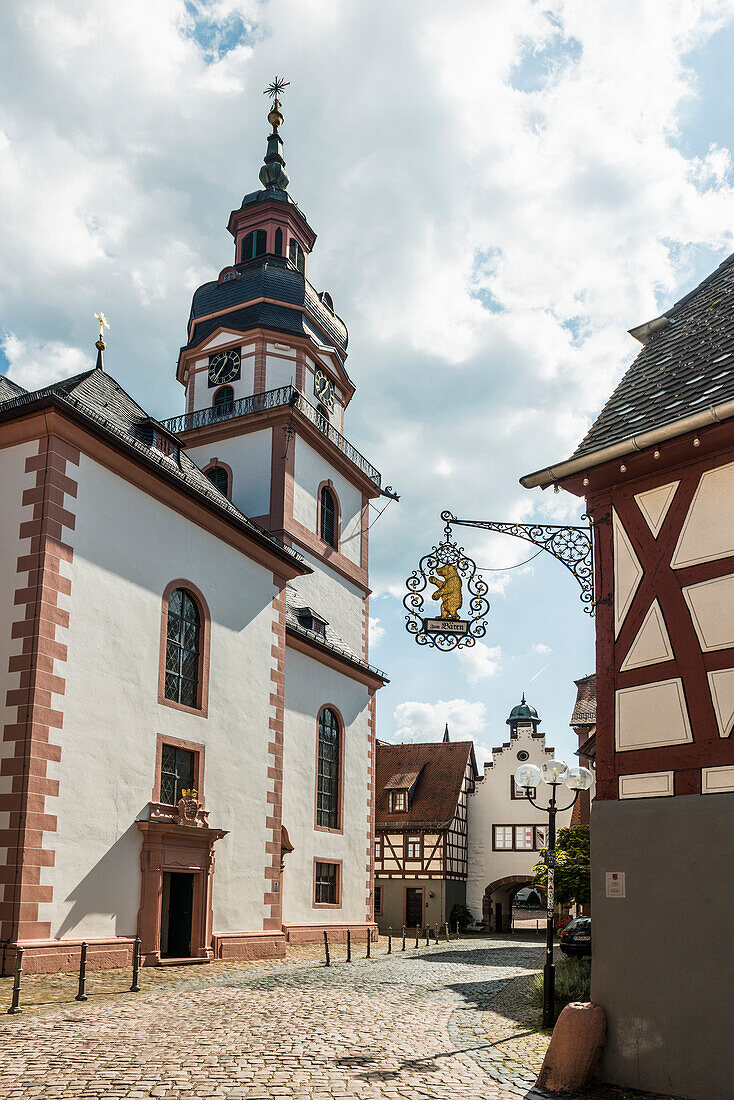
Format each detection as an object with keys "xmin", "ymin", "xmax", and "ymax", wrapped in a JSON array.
[{"xmin": 605, "ymin": 871, "xmax": 625, "ymax": 898}]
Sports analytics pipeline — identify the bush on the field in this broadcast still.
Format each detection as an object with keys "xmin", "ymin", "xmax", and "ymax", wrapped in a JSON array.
[
  {"xmin": 449, "ymin": 903, "xmax": 474, "ymax": 931},
  {"xmin": 531, "ymin": 956, "xmax": 591, "ymax": 1006}
]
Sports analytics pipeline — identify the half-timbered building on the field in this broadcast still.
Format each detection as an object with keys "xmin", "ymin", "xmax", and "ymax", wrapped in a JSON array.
[
  {"xmin": 373, "ymin": 738, "xmax": 477, "ymax": 932},
  {"xmin": 522, "ymin": 251, "xmax": 734, "ymax": 1100}
]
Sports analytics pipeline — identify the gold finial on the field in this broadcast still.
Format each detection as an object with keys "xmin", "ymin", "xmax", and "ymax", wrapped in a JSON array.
[
  {"xmin": 264, "ymin": 75, "xmax": 289, "ymax": 129},
  {"xmin": 94, "ymin": 311, "xmax": 110, "ymax": 351}
]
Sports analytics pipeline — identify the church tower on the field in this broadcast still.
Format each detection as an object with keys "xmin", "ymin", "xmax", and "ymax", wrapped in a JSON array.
[{"xmin": 162, "ymin": 83, "xmax": 382, "ymax": 661}]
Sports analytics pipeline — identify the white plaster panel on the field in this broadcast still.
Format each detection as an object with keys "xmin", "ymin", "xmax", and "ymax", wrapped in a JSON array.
[
  {"xmin": 465, "ymin": 725, "xmax": 577, "ymax": 919},
  {"xmin": 634, "ymin": 482, "xmax": 679, "ymax": 538},
  {"xmin": 186, "ymin": 428, "xmax": 272, "ymax": 519},
  {"xmin": 0, "ymin": 441, "xmax": 39, "ymax": 892},
  {"xmin": 615, "ymin": 679, "xmax": 693, "ymax": 751},
  {"xmin": 619, "ymin": 599, "xmax": 674, "ymax": 671},
  {"xmin": 672, "ymin": 461, "xmax": 734, "ymax": 567},
  {"xmin": 682, "ymin": 573, "xmax": 734, "ymax": 652},
  {"xmin": 707, "ymin": 668, "xmax": 734, "ymax": 738},
  {"xmin": 618, "ymin": 771, "xmax": 674, "ymax": 799},
  {"xmin": 702, "ymin": 764, "xmax": 734, "ymax": 794},
  {"xmin": 293, "ymin": 437, "xmax": 363, "ymax": 567},
  {"xmin": 290, "ymin": 552, "xmax": 366, "ymax": 658},
  {"xmin": 613, "ymin": 509, "xmax": 644, "ymax": 637},
  {"xmin": 47, "ymin": 454, "xmax": 276, "ymax": 941},
  {"xmin": 265, "ymin": 354, "xmax": 297, "ymax": 391},
  {"xmin": 201, "ymin": 330, "xmax": 246, "ymax": 353},
  {"xmin": 282, "ymin": 647, "xmax": 371, "ymax": 923}
]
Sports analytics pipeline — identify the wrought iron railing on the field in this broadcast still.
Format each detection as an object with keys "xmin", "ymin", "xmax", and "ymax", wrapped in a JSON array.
[{"xmin": 162, "ymin": 385, "xmax": 382, "ymax": 488}]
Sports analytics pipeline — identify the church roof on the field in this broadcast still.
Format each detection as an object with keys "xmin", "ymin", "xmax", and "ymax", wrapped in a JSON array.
[
  {"xmin": 0, "ymin": 375, "xmax": 26, "ymax": 401},
  {"xmin": 521, "ymin": 250, "xmax": 734, "ymax": 487},
  {"xmin": 375, "ymin": 741, "xmax": 477, "ymax": 829},
  {"xmin": 284, "ymin": 587, "xmax": 388, "ymax": 685},
  {"xmin": 506, "ymin": 695, "xmax": 540, "ymax": 725},
  {"xmin": 571, "ymin": 674, "xmax": 596, "ymax": 727},
  {"xmin": 0, "ymin": 367, "xmax": 308, "ymax": 574},
  {"xmin": 187, "ymin": 257, "xmax": 348, "ymax": 359}
]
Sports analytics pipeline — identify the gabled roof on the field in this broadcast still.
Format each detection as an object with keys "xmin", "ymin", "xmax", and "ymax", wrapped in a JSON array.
[
  {"xmin": 571, "ymin": 673, "xmax": 596, "ymax": 727},
  {"xmin": 375, "ymin": 741, "xmax": 477, "ymax": 829},
  {"xmin": 521, "ymin": 251, "xmax": 734, "ymax": 487},
  {"xmin": 384, "ymin": 767, "xmax": 422, "ymax": 791},
  {"xmin": 0, "ymin": 367, "xmax": 308, "ymax": 575},
  {"xmin": 0, "ymin": 375, "xmax": 26, "ymax": 402}
]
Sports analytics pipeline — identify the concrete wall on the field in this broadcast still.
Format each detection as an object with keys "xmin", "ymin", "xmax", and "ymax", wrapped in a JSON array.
[
  {"xmin": 591, "ymin": 794, "xmax": 734, "ymax": 1100},
  {"xmin": 46, "ymin": 453, "xmax": 276, "ymax": 941},
  {"xmin": 282, "ymin": 647, "xmax": 370, "ymax": 924}
]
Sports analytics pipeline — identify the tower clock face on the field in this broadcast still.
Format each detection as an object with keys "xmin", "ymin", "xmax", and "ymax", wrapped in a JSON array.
[
  {"xmin": 314, "ymin": 368, "xmax": 335, "ymax": 410},
  {"xmin": 208, "ymin": 348, "xmax": 241, "ymax": 387}
]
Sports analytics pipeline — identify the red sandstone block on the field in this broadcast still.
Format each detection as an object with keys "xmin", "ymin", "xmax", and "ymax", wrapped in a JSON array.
[
  {"xmin": 536, "ymin": 1003, "xmax": 606, "ymax": 1093},
  {"xmin": 15, "ymin": 920, "xmax": 52, "ymax": 939},
  {"xmin": 43, "ymin": 469, "xmax": 78, "ymax": 497},
  {"xmin": 24, "ymin": 775, "xmax": 59, "ymax": 797},
  {"xmin": 20, "ymin": 848, "xmax": 55, "ymax": 867}
]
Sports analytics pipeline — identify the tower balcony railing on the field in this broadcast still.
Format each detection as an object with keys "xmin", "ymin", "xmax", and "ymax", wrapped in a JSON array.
[{"xmin": 161, "ymin": 385, "xmax": 382, "ymax": 488}]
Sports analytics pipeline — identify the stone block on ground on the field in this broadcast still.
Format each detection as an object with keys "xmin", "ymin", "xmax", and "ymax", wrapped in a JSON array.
[{"xmin": 536, "ymin": 1001, "xmax": 606, "ymax": 1093}]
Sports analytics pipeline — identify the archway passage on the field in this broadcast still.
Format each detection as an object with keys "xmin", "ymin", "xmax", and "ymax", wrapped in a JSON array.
[{"xmin": 482, "ymin": 875, "xmax": 545, "ymax": 933}]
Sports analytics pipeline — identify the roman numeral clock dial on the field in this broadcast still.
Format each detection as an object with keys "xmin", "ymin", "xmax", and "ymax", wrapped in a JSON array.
[{"xmin": 208, "ymin": 348, "xmax": 241, "ymax": 387}]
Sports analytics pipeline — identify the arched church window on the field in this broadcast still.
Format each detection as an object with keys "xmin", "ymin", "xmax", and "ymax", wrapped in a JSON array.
[
  {"xmin": 320, "ymin": 485, "xmax": 337, "ymax": 548},
  {"xmin": 242, "ymin": 229, "xmax": 266, "ymax": 262},
  {"xmin": 316, "ymin": 707, "xmax": 341, "ymax": 830},
  {"xmin": 212, "ymin": 386, "xmax": 234, "ymax": 417},
  {"xmin": 164, "ymin": 589, "xmax": 201, "ymax": 709},
  {"xmin": 274, "ymin": 227, "xmax": 283, "ymax": 255},
  {"xmin": 289, "ymin": 239, "xmax": 305, "ymax": 274},
  {"xmin": 205, "ymin": 466, "xmax": 229, "ymax": 497}
]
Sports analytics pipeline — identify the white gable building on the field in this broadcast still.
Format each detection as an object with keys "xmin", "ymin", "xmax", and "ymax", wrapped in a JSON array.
[{"xmin": 0, "ymin": 94, "xmax": 387, "ymax": 973}]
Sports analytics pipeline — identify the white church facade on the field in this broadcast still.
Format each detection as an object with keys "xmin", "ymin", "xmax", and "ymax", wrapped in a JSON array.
[{"xmin": 0, "ymin": 91, "xmax": 387, "ymax": 973}]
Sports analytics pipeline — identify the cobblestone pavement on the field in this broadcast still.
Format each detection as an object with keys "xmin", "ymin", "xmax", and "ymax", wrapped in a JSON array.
[{"xmin": 0, "ymin": 937, "xmax": 672, "ymax": 1100}]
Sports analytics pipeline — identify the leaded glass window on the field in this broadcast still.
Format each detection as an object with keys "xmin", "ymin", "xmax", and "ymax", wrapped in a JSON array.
[
  {"xmin": 160, "ymin": 743, "xmax": 195, "ymax": 805},
  {"xmin": 314, "ymin": 861, "xmax": 338, "ymax": 904},
  {"xmin": 320, "ymin": 487, "xmax": 336, "ymax": 548},
  {"xmin": 316, "ymin": 707, "xmax": 340, "ymax": 829},
  {"xmin": 165, "ymin": 589, "xmax": 200, "ymax": 708}
]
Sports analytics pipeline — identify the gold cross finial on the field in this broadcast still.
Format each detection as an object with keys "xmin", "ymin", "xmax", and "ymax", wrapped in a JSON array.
[{"xmin": 94, "ymin": 311, "xmax": 109, "ymax": 357}]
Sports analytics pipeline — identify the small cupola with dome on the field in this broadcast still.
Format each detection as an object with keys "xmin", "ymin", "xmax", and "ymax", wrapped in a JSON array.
[{"xmin": 506, "ymin": 694, "xmax": 541, "ymax": 737}]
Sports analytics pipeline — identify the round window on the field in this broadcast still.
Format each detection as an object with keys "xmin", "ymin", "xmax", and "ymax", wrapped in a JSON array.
[{"xmin": 517, "ymin": 750, "xmax": 529, "ymax": 761}]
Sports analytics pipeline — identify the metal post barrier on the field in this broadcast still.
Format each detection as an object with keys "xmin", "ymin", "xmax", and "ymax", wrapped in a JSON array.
[
  {"xmin": 444, "ymin": 922, "xmax": 450, "ymax": 941},
  {"xmin": 346, "ymin": 928, "xmax": 351, "ymax": 962},
  {"xmin": 414, "ymin": 925, "xmax": 419, "ymax": 948},
  {"xmin": 323, "ymin": 930, "xmax": 330, "ymax": 967},
  {"xmin": 434, "ymin": 925, "xmax": 439, "ymax": 945},
  {"xmin": 455, "ymin": 921, "xmax": 459, "ymax": 938},
  {"xmin": 402, "ymin": 926, "xmax": 406, "ymax": 951},
  {"xmin": 130, "ymin": 937, "xmax": 141, "ymax": 993},
  {"xmin": 425, "ymin": 926, "xmax": 430, "ymax": 946},
  {"xmin": 76, "ymin": 942, "xmax": 88, "ymax": 1002},
  {"xmin": 387, "ymin": 927, "xmax": 392, "ymax": 954},
  {"xmin": 366, "ymin": 930, "xmax": 371, "ymax": 958},
  {"xmin": 7, "ymin": 946, "xmax": 23, "ymax": 1015}
]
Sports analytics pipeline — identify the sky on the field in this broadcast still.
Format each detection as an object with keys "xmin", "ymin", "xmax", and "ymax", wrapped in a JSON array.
[{"xmin": 2, "ymin": 0, "xmax": 734, "ymax": 767}]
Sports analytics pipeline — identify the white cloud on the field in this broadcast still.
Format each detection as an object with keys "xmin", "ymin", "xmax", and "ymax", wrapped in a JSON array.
[
  {"xmin": 368, "ymin": 616, "xmax": 385, "ymax": 647},
  {"xmin": 532, "ymin": 642, "xmax": 552, "ymax": 655},
  {"xmin": 392, "ymin": 698, "xmax": 487, "ymax": 743},
  {"xmin": 2, "ymin": 334, "xmax": 91, "ymax": 391},
  {"xmin": 456, "ymin": 641, "xmax": 502, "ymax": 684}
]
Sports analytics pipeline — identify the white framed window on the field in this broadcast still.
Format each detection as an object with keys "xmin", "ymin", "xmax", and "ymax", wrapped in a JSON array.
[
  {"xmin": 374, "ymin": 835, "xmax": 382, "ymax": 860},
  {"xmin": 514, "ymin": 826, "xmax": 534, "ymax": 850},
  {"xmin": 493, "ymin": 826, "xmax": 513, "ymax": 850},
  {"xmin": 406, "ymin": 835, "xmax": 421, "ymax": 860}
]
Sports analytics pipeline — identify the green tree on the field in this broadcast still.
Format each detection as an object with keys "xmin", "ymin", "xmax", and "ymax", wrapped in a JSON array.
[{"xmin": 532, "ymin": 823, "xmax": 590, "ymax": 907}]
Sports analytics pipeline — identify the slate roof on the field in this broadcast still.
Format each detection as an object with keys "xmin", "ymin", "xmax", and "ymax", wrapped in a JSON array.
[
  {"xmin": 284, "ymin": 586, "xmax": 388, "ymax": 684},
  {"xmin": 573, "ymin": 252, "xmax": 734, "ymax": 459},
  {"xmin": 571, "ymin": 674, "xmax": 596, "ymax": 727},
  {"xmin": 375, "ymin": 741, "xmax": 477, "ymax": 829},
  {"xmin": 0, "ymin": 375, "xmax": 26, "ymax": 401},
  {"xmin": 0, "ymin": 367, "xmax": 307, "ymax": 573},
  {"xmin": 187, "ymin": 257, "xmax": 348, "ymax": 359}
]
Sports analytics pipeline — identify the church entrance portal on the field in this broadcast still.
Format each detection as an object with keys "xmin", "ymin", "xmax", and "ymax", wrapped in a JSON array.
[{"xmin": 161, "ymin": 872, "xmax": 194, "ymax": 958}]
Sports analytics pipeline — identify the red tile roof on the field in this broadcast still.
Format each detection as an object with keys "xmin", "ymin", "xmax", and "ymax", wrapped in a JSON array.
[
  {"xmin": 375, "ymin": 741, "xmax": 477, "ymax": 829},
  {"xmin": 571, "ymin": 673, "xmax": 596, "ymax": 727}
]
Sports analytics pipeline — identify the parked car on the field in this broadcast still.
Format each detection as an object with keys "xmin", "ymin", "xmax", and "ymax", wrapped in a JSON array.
[{"xmin": 558, "ymin": 916, "xmax": 591, "ymax": 957}]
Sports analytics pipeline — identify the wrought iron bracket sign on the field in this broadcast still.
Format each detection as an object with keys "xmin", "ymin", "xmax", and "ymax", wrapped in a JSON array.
[
  {"xmin": 439, "ymin": 510, "xmax": 609, "ymax": 614},
  {"xmin": 403, "ymin": 516, "xmax": 490, "ymax": 650}
]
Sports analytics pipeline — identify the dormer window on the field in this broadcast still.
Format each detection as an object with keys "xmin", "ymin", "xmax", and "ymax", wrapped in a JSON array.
[
  {"xmin": 140, "ymin": 420, "xmax": 181, "ymax": 464},
  {"xmin": 298, "ymin": 609, "xmax": 327, "ymax": 636},
  {"xmin": 242, "ymin": 229, "xmax": 266, "ymax": 262},
  {"xmin": 319, "ymin": 291, "xmax": 334, "ymax": 310},
  {"xmin": 389, "ymin": 789, "xmax": 408, "ymax": 813},
  {"xmin": 289, "ymin": 239, "xmax": 305, "ymax": 274}
]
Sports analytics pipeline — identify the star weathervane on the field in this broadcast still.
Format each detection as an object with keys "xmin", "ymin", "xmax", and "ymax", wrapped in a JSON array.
[{"xmin": 264, "ymin": 76, "xmax": 290, "ymax": 107}]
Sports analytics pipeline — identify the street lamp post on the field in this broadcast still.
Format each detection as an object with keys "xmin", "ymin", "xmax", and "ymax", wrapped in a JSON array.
[{"xmin": 513, "ymin": 759, "xmax": 593, "ymax": 1029}]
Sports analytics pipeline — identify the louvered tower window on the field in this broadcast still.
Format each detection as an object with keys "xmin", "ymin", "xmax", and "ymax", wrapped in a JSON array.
[
  {"xmin": 213, "ymin": 385, "xmax": 234, "ymax": 417},
  {"xmin": 274, "ymin": 227, "xmax": 283, "ymax": 255},
  {"xmin": 241, "ymin": 229, "xmax": 266, "ymax": 261},
  {"xmin": 317, "ymin": 707, "xmax": 340, "ymax": 829},
  {"xmin": 165, "ymin": 589, "xmax": 200, "ymax": 708},
  {"xmin": 205, "ymin": 466, "xmax": 229, "ymax": 496},
  {"xmin": 289, "ymin": 239, "xmax": 305, "ymax": 273},
  {"xmin": 320, "ymin": 486, "xmax": 336, "ymax": 548}
]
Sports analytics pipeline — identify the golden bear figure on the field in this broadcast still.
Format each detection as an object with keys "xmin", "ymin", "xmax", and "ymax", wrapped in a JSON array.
[{"xmin": 429, "ymin": 564, "xmax": 463, "ymax": 620}]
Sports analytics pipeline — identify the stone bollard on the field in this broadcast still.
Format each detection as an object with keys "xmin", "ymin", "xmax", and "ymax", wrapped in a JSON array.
[{"xmin": 536, "ymin": 1002, "xmax": 606, "ymax": 1093}]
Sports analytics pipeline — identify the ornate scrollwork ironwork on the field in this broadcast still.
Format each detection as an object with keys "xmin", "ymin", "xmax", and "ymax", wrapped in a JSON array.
[
  {"xmin": 404, "ymin": 516, "xmax": 490, "ymax": 650},
  {"xmin": 439, "ymin": 509, "xmax": 600, "ymax": 613}
]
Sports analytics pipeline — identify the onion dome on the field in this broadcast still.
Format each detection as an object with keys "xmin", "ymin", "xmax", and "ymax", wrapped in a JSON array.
[{"xmin": 506, "ymin": 693, "xmax": 541, "ymax": 732}]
